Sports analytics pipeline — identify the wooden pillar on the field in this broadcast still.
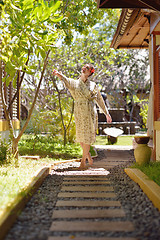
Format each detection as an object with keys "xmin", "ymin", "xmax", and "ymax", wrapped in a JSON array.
[
  {"xmin": 153, "ymin": 34, "xmax": 157, "ymax": 160},
  {"xmin": 153, "ymin": 32, "xmax": 160, "ymax": 160}
]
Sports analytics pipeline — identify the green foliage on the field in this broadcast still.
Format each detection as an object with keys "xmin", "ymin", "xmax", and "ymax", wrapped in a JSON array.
[
  {"xmin": 22, "ymin": 110, "xmax": 60, "ymax": 135},
  {"xmin": 0, "ymin": 0, "xmax": 62, "ymax": 85},
  {"xmin": 0, "ymin": 139, "xmax": 20, "ymax": 166},
  {"xmin": 131, "ymin": 162, "xmax": 160, "ymax": 186},
  {"xmin": 139, "ymin": 102, "xmax": 148, "ymax": 128},
  {"xmin": 58, "ymin": 0, "xmax": 118, "ymax": 44},
  {"xmin": 1, "ymin": 0, "xmax": 115, "ymax": 83},
  {"xmin": 0, "ymin": 140, "xmax": 9, "ymax": 163},
  {"xmin": 133, "ymin": 95, "xmax": 149, "ymax": 128},
  {"xmin": 0, "ymin": 138, "xmax": 15, "ymax": 164},
  {"xmin": 22, "ymin": 93, "xmax": 76, "ymax": 143},
  {"xmin": 18, "ymin": 134, "xmax": 81, "ymax": 159}
]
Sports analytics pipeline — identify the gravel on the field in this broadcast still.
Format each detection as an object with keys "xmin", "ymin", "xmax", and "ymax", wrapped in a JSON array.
[{"xmin": 4, "ymin": 148, "xmax": 160, "ymax": 240}]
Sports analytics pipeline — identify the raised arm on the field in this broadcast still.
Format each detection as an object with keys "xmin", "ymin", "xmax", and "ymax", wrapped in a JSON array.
[{"xmin": 52, "ymin": 69, "xmax": 73, "ymax": 89}]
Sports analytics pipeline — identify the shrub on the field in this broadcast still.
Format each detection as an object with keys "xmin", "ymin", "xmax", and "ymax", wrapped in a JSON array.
[{"xmin": 0, "ymin": 140, "xmax": 11, "ymax": 164}]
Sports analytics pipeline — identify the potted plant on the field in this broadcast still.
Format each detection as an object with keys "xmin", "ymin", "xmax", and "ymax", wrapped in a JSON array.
[{"xmin": 134, "ymin": 136, "xmax": 151, "ymax": 165}]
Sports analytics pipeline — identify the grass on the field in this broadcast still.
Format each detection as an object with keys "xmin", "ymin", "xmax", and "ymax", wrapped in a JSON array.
[
  {"xmin": 0, "ymin": 135, "xmax": 97, "ymax": 214},
  {"xmin": 131, "ymin": 162, "xmax": 160, "ymax": 187},
  {"xmin": 0, "ymin": 157, "xmax": 49, "ymax": 215},
  {"xmin": 18, "ymin": 135, "xmax": 96, "ymax": 159},
  {"xmin": 18, "ymin": 134, "xmax": 83, "ymax": 159},
  {"xmin": 95, "ymin": 135, "xmax": 134, "ymax": 146}
]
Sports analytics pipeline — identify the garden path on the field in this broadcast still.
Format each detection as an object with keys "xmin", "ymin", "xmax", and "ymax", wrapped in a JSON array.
[
  {"xmin": 48, "ymin": 147, "xmax": 138, "ymax": 240},
  {"xmin": 5, "ymin": 146, "xmax": 160, "ymax": 240}
]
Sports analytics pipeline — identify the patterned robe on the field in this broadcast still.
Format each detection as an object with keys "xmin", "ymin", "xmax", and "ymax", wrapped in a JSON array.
[{"xmin": 61, "ymin": 76, "xmax": 109, "ymax": 145}]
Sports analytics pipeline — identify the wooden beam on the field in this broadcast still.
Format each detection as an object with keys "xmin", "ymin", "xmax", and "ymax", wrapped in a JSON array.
[
  {"xmin": 98, "ymin": 0, "xmax": 160, "ymax": 10},
  {"xmin": 99, "ymin": 0, "xmax": 109, "ymax": 7},
  {"xmin": 117, "ymin": 46, "xmax": 148, "ymax": 49},
  {"xmin": 152, "ymin": 31, "xmax": 160, "ymax": 35},
  {"xmin": 138, "ymin": 0, "xmax": 160, "ymax": 11}
]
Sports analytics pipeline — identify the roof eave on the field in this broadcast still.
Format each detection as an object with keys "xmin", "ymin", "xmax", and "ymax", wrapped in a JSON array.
[{"xmin": 110, "ymin": 8, "xmax": 150, "ymax": 49}]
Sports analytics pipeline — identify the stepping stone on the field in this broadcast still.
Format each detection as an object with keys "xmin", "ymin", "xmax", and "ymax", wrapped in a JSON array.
[
  {"xmin": 94, "ymin": 162, "xmax": 124, "ymax": 166},
  {"xmin": 106, "ymin": 159, "xmax": 129, "ymax": 162},
  {"xmin": 50, "ymin": 220, "xmax": 134, "ymax": 232},
  {"xmin": 56, "ymin": 200, "xmax": 121, "ymax": 207},
  {"xmin": 62, "ymin": 181, "xmax": 111, "ymax": 185},
  {"xmin": 48, "ymin": 237, "xmax": 138, "ymax": 240},
  {"xmin": 52, "ymin": 209, "xmax": 126, "ymax": 218},
  {"xmin": 92, "ymin": 165, "xmax": 116, "ymax": 169},
  {"xmin": 21, "ymin": 155, "xmax": 40, "ymax": 160},
  {"xmin": 62, "ymin": 172, "xmax": 110, "ymax": 176},
  {"xmin": 61, "ymin": 186, "xmax": 114, "ymax": 192},
  {"xmin": 63, "ymin": 177, "xmax": 109, "ymax": 181},
  {"xmin": 58, "ymin": 192, "xmax": 116, "ymax": 198}
]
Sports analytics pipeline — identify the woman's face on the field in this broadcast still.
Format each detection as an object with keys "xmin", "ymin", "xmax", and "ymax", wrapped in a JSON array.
[{"xmin": 81, "ymin": 64, "xmax": 91, "ymax": 76}]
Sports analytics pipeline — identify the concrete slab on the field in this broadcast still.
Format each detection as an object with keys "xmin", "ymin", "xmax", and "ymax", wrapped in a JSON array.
[
  {"xmin": 93, "ymin": 162, "xmax": 125, "ymax": 166},
  {"xmin": 58, "ymin": 192, "xmax": 116, "ymax": 198},
  {"xmin": 50, "ymin": 220, "xmax": 134, "ymax": 232},
  {"xmin": 48, "ymin": 237, "xmax": 138, "ymax": 240},
  {"xmin": 63, "ymin": 177, "xmax": 109, "ymax": 181},
  {"xmin": 61, "ymin": 186, "xmax": 114, "ymax": 192},
  {"xmin": 52, "ymin": 209, "xmax": 126, "ymax": 219},
  {"xmin": 62, "ymin": 181, "xmax": 111, "ymax": 185},
  {"xmin": 59, "ymin": 171, "xmax": 110, "ymax": 176},
  {"xmin": 104, "ymin": 159, "xmax": 129, "ymax": 162},
  {"xmin": 56, "ymin": 200, "xmax": 121, "ymax": 207}
]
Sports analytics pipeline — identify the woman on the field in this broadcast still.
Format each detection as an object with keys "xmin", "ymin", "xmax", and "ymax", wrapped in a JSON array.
[{"xmin": 52, "ymin": 64, "xmax": 112, "ymax": 170}]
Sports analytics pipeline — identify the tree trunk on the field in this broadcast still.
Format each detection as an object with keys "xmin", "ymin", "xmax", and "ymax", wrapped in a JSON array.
[
  {"xmin": 64, "ymin": 127, "xmax": 67, "ymax": 146},
  {"xmin": 0, "ymin": 51, "xmax": 50, "ymax": 160},
  {"xmin": 53, "ymin": 80, "xmax": 67, "ymax": 146},
  {"xmin": 12, "ymin": 138, "xmax": 19, "ymax": 164}
]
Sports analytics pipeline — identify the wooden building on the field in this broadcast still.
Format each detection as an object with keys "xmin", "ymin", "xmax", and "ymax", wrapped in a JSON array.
[
  {"xmin": 0, "ymin": 66, "xmax": 20, "ymax": 141},
  {"xmin": 97, "ymin": 0, "xmax": 160, "ymax": 161}
]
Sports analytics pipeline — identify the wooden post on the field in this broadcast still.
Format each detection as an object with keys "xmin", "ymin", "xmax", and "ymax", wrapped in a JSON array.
[
  {"xmin": 152, "ymin": 33, "xmax": 160, "ymax": 161},
  {"xmin": 153, "ymin": 34, "xmax": 157, "ymax": 161}
]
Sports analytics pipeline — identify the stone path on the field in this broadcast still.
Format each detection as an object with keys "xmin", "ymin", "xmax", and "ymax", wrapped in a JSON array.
[{"xmin": 48, "ymin": 149, "xmax": 138, "ymax": 240}]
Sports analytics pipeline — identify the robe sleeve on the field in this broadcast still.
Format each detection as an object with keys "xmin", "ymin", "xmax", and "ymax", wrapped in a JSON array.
[
  {"xmin": 94, "ymin": 85, "xmax": 109, "ymax": 116},
  {"xmin": 61, "ymin": 74, "xmax": 76, "ymax": 90}
]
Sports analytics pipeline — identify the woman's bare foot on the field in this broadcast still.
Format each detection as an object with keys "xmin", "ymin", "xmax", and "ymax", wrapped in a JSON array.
[
  {"xmin": 87, "ymin": 153, "xmax": 93, "ymax": 166},
  {"xmin": 78, "ymin": 164, "xmax": 87, "ymax": 170},
  {"xmin": 88, "ymin": 158, "xmax": 93, "ymax": 166},
  {"xmin": 78, "ymin": 159, "xmax": 87, "ymax": 170}
]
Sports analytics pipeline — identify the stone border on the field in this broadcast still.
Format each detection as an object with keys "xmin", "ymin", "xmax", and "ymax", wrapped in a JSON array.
[
  {"xmin": 0, "ymin": 149, "xmax": 98, "ymax": 240},
  {"xmin": 125, "ymin": 168, "xmax": 160, "ymax": 211}
]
